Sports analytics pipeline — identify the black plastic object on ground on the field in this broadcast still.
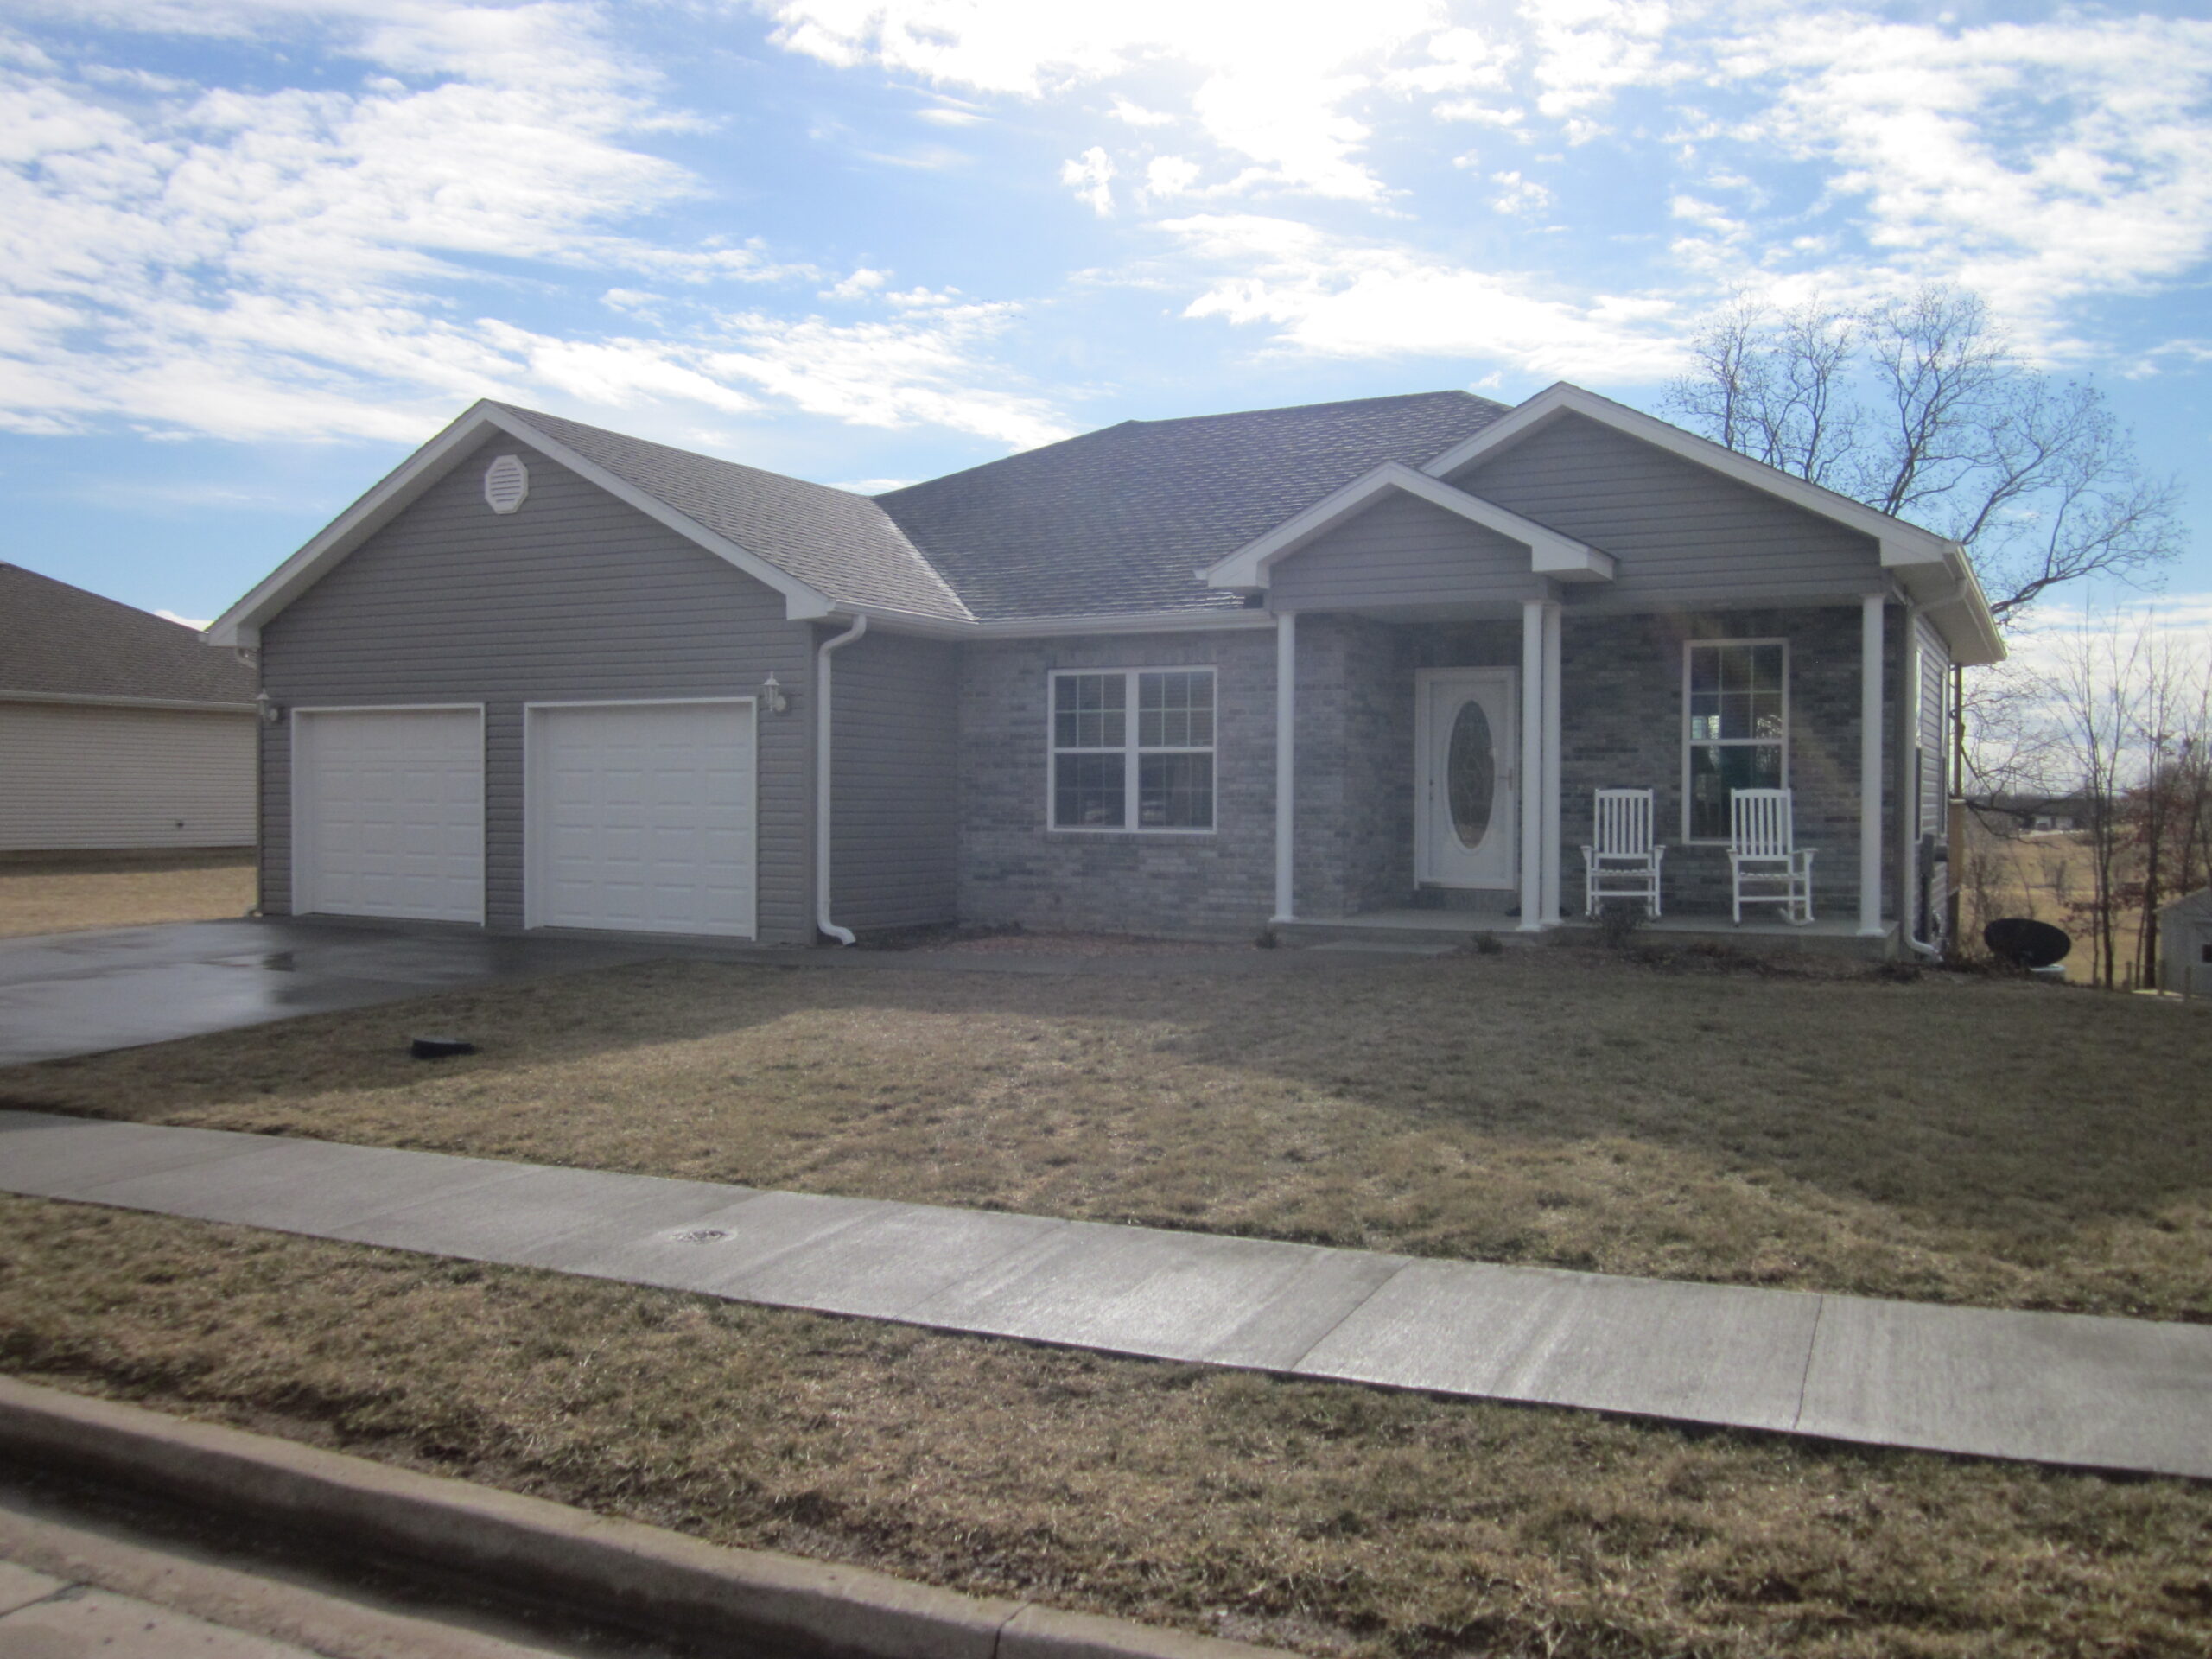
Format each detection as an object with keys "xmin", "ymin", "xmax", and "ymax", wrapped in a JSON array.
[
  {"xmin": 1983, "ymin": 917, "xmax": 2071, "ymax": 969},
  {"xmin": 410, "ymin": 1036, "xmax": 478, "ymax": 1060}
]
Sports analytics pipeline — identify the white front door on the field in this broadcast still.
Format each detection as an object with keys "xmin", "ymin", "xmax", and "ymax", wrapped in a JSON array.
[
  {"xmin": 1416, "ymin": 670, "xmax": 1517, "ymax": 889},
  {"xmin": 293, "ymin": 707, "xmax": 485, "ymax": 924},
  {"xmin": 525, "ymin": 700, "xmax": 756, "ymax": 938}
]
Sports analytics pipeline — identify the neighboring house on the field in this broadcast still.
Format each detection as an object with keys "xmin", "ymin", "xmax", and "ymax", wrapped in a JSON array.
[
  {"xmin": 1, "ymin": 563, "xmax": 257, "ymax": 854},
  {"xmin": 207, "ymin": 384, "xmax": 2003, "ymax": 948},
  {"xmin": 2159, "ymin": 888, "xmax": 2212, "ymax": 999}
]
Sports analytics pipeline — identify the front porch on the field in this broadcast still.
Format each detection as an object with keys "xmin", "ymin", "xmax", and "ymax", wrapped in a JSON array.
[{"xmin": 1268, "ymin": 596, "xmax": 1927, "ymax": 950}]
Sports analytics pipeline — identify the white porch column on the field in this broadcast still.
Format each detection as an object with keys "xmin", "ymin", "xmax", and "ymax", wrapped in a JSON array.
[
  {"xmin": 1541, "ymin": 601, "xmax": 1563, "ymax": 925},
  {"xmin": 1273, "ymin": 610, "xmax": 1296, "ymax": 924},
  {"xmin": 1519, "ymin": 599, "xmax": 1545, "ymax": 931},
  {"xmin": 1859, "ymin": 593, "xmax": 1885, "ymax": 937}
]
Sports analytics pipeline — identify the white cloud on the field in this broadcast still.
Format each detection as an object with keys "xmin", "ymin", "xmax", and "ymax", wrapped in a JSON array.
[
  {"xmin": 1144, "ymin": 154, "xmax": 1201, "ymax": 200},
  {"xmin": 0, "ymin": 4, "xmax": 1070, "ymax": 450},
  {"xmin": 1160, "ymin": 213, "xmax": 1684, "ymax": 379},
  {"xmin": 154, "ymin": 608, "xmax": 213, "ymax": 628},
  {"xmin": 1709, "ymin": 10, "xmax": 2212, "ymax": 340},
  {"xmin": 1061, "ymin": 144, "xmax": 1116, "ymax": 215},
  {"xmin": 1109, "ymin": 95, "xmax": 1173, "ymax": 127},
  {"xmin": 1489, "ymin": 168, "xmax": 1551, "ymax": 216}
]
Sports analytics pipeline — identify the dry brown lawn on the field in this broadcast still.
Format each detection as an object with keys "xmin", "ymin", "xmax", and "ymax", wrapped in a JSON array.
[
  {"xmin": 0, "ymin": 853, "xmax": 254, "ymax": 938},
  {"xmin": 5, "ymin": 945, "xmax": 2207, "ymax": 1320},
  {"xmin": 4, "ymin": 1197, "xmax": 2207, "ymax": 1659}
]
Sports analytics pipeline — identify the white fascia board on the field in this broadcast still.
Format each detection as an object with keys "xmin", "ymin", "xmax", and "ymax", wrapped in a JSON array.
[
  {"xmin": 1421, "ymin": 382, "xmax": 1959, "ymax": 570},
  {"xmin": 1203, "ymin": 461, "xmax": 1613, "ymax": 589},
  {"xmin": 205, "ymin": 403, "xmax": 836, "ymax": 647}
]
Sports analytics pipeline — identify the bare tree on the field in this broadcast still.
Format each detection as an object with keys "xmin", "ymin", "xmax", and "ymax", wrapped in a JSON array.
[
  {"xmin": 1665, "ymin": 284, "xmax": 2184, "ymax": 625},
  {"xmin": 2038, "ymin": 617, "xmax": 2150, "ymax": 988}
]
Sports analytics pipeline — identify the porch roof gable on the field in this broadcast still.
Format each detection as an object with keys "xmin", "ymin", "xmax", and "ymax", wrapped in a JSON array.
[{"xmin": 1200, "ymin": 461, "xmax": 1616, "ymax": 591}]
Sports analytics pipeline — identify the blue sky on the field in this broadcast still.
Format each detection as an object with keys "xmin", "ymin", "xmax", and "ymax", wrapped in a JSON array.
[{"xmin": 1, "ymin": 0, "xmax": 2208, "ymax": 631}]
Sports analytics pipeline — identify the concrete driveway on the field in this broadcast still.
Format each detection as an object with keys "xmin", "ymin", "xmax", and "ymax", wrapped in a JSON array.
[{"xmin": 0, "ymin": 919, "xmax": 670, "ymax": 1066}]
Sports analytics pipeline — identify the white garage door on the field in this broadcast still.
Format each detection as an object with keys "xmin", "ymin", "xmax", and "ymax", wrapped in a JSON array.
[
  {"xmin": 527, "ymin": 700, "xmax": 755, "ymax": 938},
  {"xmin": 295, "ymin": 708, "xmax": 484, "ymax": 923}
]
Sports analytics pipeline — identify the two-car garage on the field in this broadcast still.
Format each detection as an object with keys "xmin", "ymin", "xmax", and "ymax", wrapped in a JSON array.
[{"xmin": 289, "ymin": 701, "xmax": 755, "ymax": 938}]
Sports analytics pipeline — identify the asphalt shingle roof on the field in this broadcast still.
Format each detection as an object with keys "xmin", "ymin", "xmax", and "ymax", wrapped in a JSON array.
[
  {"xmin": 493, "ymin": 404, "xmax": 974, "ymax": 625},
  {"xmin": 873, "ymin": 390, "xmax": 1511, "ymax": 621},
  {"xmin": 0, "ymin": 563, "xmax": 256, "ymax": 705}
]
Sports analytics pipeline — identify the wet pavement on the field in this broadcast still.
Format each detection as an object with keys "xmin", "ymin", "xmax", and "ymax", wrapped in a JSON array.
[{"xmin": 0, "ymin": 920, "xmax": 666, "ymax": 1065}]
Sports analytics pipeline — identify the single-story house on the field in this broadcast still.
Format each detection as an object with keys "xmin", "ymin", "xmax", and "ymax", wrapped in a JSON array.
[
  {"xmin": 206, "ymin": 383, "xmax": 2002, "ymax": 948},
  {"xmin": 1, "ymin": 562, "xmax": 257, "ymax": 854}
]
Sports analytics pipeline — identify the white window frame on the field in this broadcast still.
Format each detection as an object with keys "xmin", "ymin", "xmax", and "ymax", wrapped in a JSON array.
[
  {"xmin": 1681, "ymin": 639, "xmax": 1789, "ymax": 844},
  {"xmin": 1047, "ymin": 666, "xmax": 1217, "ymax": 834}
]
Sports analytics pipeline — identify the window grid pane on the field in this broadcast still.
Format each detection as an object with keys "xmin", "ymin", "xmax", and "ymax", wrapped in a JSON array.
[
  {"xmin": 1687, "ymin": 644, "xmax": 1786, "ymax": 840},
  {"xmin": 1137, "ymin": 671, "xmax": 1215, "ymax": 749},
  {"xmin": 1139, "ymin": 753, "xmax": 1213, "ymax": 829},
  {"xmin": 1054, "ymin": 751, "xmax": 1126, "ymax": 829},
  {"xmin": 1053, "ymin": 673, "xmax": 1124, "ymax": 750}
]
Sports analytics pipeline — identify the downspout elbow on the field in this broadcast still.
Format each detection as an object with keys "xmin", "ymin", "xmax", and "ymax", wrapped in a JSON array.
[{"xmin": 814, "ymin": 614, "xmax": 868, "ymax": 945}]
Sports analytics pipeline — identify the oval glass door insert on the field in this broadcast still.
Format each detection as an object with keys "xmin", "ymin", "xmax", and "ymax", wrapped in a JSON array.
[{"xmin": 1447, "ymin": 698, "xmax": 1496, "ymax": 849}]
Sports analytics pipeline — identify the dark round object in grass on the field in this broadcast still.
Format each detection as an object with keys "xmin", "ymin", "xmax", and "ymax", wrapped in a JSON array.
[
  {"xmin": 1983, "ymin": 917, "xmax": 2071, "ymax": 969},
  {"xmin": 410, "ymin": 1036, "xmax": 477, "ymax": 1060}
]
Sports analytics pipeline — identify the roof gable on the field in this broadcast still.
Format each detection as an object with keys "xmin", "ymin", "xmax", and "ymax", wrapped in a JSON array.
[
  {"xmin": 210, "ymin": 403, "xmax": 969, "ymax": 646},
  {"xmin": 0, "ymin": 563, "xmax": 255, "ymax": 707}
]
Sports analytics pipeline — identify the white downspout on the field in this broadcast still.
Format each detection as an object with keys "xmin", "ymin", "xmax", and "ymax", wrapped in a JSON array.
[{"xmin": 814, "ymin": 614, "xmax": 868, "ymax": 945}]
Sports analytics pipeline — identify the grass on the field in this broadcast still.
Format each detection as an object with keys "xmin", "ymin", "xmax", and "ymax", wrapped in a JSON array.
[
  {"xmin": 0, "ymin": 852, "xmax": 254, "ymax": 938},
  {"xmin": 4, "ymin": 1196, "xmax": 2208, "ymax": 1659},
  {"xmin": 5, "ymin": 945, "xmax": 2208, "ymax": 1321}
]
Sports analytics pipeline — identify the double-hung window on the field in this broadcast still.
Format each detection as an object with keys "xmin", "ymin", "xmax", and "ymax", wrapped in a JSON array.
[
  {"xmin": 1051, "ymin": 668, "xmax": 1215, "ymax": 831},
  {"xmin": 1684, "ymin": 640, "xmax": 1786, "ymax": 841}
]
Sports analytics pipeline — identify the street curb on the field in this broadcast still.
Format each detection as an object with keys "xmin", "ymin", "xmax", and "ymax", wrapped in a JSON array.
[{"xmin": 0, "ymin": 1376, "xmax": 1292, "ymax": 1659}]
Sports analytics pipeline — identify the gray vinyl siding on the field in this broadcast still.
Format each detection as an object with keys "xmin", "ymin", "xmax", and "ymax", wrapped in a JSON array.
[
  {"xmin": 1450, "ymin": 413, "xmax": 1885, "ymax": 607},
  {"xmin": 257, "ymin": 432, "xmax": 817, "ymax": 944},
  {"xmin": 830, "ymin": 627, "xmax": 959, "ymax": 931},
  {"xmin": 1269, "ymin": 492, "xmax": 1542, "ymax": 612}
]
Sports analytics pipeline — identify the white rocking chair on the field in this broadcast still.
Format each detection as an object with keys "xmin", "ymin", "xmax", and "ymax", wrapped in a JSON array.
[
  {"xmin": 1729, "ymin": 788, "xmax": 1815, "ymax": 925},
  {"xmin": 1582, "ymin": 788, "xmax": 1663, "ymax": 918}
]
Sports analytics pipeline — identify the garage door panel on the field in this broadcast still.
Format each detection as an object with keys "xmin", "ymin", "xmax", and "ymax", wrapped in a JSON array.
[
  {"xmin": 528, "ymin": 702, "xmax": 755, "ymax": 938},
  {"xmin": 296, "ymin": 709, "xmax": 484, "ymax": 924}
]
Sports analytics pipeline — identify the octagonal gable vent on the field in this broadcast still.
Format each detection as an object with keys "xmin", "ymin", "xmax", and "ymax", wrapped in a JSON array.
[{"xmin": 484, "ymin": 454, "xmax": 529, "ymax": 514}]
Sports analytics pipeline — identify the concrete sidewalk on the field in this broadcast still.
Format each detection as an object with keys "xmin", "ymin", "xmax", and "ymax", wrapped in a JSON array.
[{"xmin": 3, "ymin": 1109, "xmax": 2206, "ymax": 1482}]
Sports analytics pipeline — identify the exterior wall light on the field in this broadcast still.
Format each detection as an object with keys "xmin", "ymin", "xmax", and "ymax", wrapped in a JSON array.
[
  {"xmin": 761, "ymin": 671, "xmax": 788, "ymax": 715},
  {"xmin": 257, "ymin": 694, "xmax": 284, "ymax": 725}
]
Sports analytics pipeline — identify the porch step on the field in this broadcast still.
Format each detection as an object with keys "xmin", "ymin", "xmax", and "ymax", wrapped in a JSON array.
[{"xmin": 1275, "ymin": 912, "xmax": 1897, "ymax": 958}]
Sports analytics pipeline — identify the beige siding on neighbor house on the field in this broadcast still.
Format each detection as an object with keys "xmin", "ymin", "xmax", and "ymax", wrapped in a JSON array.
[
  {"xmin": 1448, "ymin": 413, "xmax": 1886, "ymax": 607},
  {"xmin": 1268, "ymin": 490, "xmax": 1546, "ymax": 612},
  {"xmin": 1, "ymin": 701, "xmax": 256, "ymax": 850},
  {"xmin": 257, "ymin": 431, "xmax": 817, "ymax": 943}
]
